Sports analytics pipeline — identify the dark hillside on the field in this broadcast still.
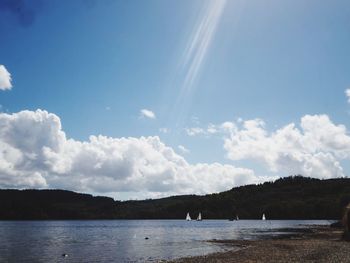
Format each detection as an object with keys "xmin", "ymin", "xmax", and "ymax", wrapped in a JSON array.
[
  {"xmin": 0, "ymin": 189, "xmax": 117, "ymax": 219},
  {"xmin": 115, "ymin": 176, "xmax": 350, "ymax": 220},
  {"xmin": 0, "ymin": 176, "xmax": 349, "ymax": 220}
]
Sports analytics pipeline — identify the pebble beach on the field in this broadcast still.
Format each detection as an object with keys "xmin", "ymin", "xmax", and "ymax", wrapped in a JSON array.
[{"xmin": 170, "ymin": 226, "xmax": 350, "ymax": 263}]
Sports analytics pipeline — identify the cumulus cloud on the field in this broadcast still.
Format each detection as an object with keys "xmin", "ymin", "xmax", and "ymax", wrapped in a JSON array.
[
  {"xmin": 0, "ymin": 110, "xmax": 257, "ymax": 198},
  {"xmin": 346, "ymin": 89, "xmax": 350, "ymax": 103},
  {"xmin": 0, "ymin": 65, "xmax": 12, "ymax": 90},
  {"xmin": 223, "ymin": 115, "xmax": 350, "ymax": 179},
  {"xmin": 140, "ymin": 109, "xmax": 156, "ymax": 119}
]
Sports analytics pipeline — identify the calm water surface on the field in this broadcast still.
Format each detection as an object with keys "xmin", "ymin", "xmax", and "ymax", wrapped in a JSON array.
[{"xmin": 0, "ymin": 220, "xmax": 331, "ymax": 262}]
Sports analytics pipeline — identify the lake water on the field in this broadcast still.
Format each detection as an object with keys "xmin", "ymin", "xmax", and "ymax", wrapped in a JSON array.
[{"xmin": 0, "ymin": 220, "xmax": 331, "ymax": 262}]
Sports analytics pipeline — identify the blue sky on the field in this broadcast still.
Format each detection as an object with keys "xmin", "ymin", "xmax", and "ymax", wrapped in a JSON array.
[{"xmin": 0, "ymin": 0, "xmax": 350, "ymax": 199}]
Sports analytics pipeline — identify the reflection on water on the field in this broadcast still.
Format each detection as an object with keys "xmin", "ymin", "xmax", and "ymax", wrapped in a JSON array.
[{"xmin": 0, "ymin": 220, "xmax": 331, "ymax": 262}]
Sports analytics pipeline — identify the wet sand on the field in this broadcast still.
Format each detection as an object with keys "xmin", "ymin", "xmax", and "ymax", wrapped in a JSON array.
[{"xmin": 169, "ymin": 226, "xmax": 350, "ymax": 263}]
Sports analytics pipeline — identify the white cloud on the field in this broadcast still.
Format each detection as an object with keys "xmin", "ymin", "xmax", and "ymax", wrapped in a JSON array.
[
  {"xmin": 185, "ymin": 121, "xmax": 240, "ymax": 137},
  {"xmin": 140, "ymin": 109, "xmax": 156, "ymax": 119},
  {"xmin": 178, "ymin": 145, "xmax": 190, "ymax": 154},
  {"xmin": 185, "ymin": 127, "xmax": 206, "ymax": 136},
  {"xmin": 0, "ymin": 110, "xmax": 257, "ymax": 198},
  {"xmin": 346, "ymin": 89, "xmax": 350, "ymax": 103},
  {"xmin": 207, "ymin": 123, "xmax": 218, "ymax": 134},
  {"xmin": 221, "ymin": 121, "xmax": 236, "ymax": 132},
  {"xmin": 159, "ymin": 128, "xmax": 169, "ymax": 134},
  {"xmin": 185, "ymin": 122, "xmax": 234, "ymax": 137},
  {"xmin": 223, "ymin": 114, "xmax": 350, "ymax": 179},
  {"xmin": 5, "ymin": 110, "xmax": 347, "ymax": 198},
  {"xmin": 0, "ymin": 65, "xmax": 12, "ymax": 91}
]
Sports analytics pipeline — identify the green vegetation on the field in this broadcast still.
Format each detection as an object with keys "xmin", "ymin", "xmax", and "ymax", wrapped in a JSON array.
[{"xmin": 0, "ymin": 176, "xmax": 349, "ymax": 220}]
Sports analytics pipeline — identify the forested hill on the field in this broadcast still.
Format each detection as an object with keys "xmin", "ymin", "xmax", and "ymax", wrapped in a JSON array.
[
  {"xmin": 0, "ymin": 190, "xmax": 116, "ymax": 220},
  {"xmin": 1, "ymin": 176, "xmax": 350, "ymax": 220}
]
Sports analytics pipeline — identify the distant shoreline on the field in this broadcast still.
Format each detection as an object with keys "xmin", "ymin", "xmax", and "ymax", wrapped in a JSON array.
[
  {"xmin": 0, "ymin": 218, "xmax": 338, "ymax": 221},
  {"xmin": 169, "ymin": 225, "xmax": 348, "ymax": 263},
  {"xmin": 1, "ymin": 177, "xmax": 349, "ymax": 220}
]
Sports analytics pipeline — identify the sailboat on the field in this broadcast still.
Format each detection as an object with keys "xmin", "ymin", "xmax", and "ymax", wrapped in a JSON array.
[
  {"xmin": 186, "ymin": 212, "xmax": 191, "ymax": 221},
  {"xmin": 196, "ymin": 212, "xmax": 202, "ymax": 221},
  {"xmin": 262, "ymin": 213, "xmax": 266, "ymax": 220},
  {"xmin": 229, "ymin": 215, "xmax": 239, "ymax": 221}
]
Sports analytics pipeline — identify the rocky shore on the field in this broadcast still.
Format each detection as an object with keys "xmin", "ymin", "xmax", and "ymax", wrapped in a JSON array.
[{"xmin": 169, "ymin": 226, "xmax": 349, "ymax": 263}]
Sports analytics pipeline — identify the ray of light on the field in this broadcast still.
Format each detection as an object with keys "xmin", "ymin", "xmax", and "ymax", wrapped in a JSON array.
[
  {"xmin": 169, "ymin": 0, "xmax": 227, "ymax": 128},
  {"xmin": 181, "ymin": 0, "xmax": 227, "ymax": 93}
]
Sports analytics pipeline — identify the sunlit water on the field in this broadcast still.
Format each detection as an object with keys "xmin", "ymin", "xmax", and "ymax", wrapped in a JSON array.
[{"xmin": 0, "ymin": 220, "xmax": 331, "ymax": 262}]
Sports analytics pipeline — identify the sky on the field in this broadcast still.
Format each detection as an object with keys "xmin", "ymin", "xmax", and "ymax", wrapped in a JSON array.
[{"xmin": 0, "ymin": 0, "xmax": 350, "ymax": 200}]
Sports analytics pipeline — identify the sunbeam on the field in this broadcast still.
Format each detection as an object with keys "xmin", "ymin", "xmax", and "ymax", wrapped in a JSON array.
[{"xmin": 170, "ymin": 0, "xmax": 227, "ymax": 128}]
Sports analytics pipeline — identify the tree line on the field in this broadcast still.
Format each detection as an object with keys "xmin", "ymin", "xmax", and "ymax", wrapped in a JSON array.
[{"xmin": 0, "ymin": 176, "xmax": 349, "ymax": 220}]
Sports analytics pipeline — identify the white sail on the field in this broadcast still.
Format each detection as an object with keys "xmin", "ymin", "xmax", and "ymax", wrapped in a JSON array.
[
  {"xmin": 186, "ymin": 212, "xmax": 191, "ymax": 221},
  {"xmin": 197, "ymin": 212, "xmax": 202, "ymax": 221},
  {"xmin": 262, "ymin": 213, "xmax": 266, "ymax": 220},
  {"xmin": 236, "ymin": 215, "xmax": 239, "ymax": 220}
]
